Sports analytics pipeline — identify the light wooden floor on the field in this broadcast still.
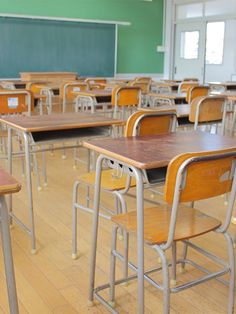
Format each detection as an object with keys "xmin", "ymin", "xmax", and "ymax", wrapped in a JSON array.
[{"xmin": 0, "ymin": 142, "xmax": 235, "ymax": 314}]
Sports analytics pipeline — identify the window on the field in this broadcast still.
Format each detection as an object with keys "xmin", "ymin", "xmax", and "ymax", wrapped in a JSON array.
[
  {"xmin": 205, "ymin": 22, "xmax": 225, "ymax": 65},
  {"xmin": 180, "ymin": 31, "xmax": 199, "ymax": 59},
  {"xmin": 176, "ymin": 3, "xmax": 203, "ymax": 20}
]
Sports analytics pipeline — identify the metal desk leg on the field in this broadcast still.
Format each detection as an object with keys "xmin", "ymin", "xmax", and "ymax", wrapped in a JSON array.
[
  {"xmin": 7, "ymin": 128, "xmax": 13, "ymax": 223},
  {"xmin": 23, "ymin": 132, "xmax": 36, "ymax": 253},
  {"xmin": 133, "ymin": 167, "xmax": 145, "ymax": 314},
  {"xmin": 0, "ymin": 195, "xmax": 19, "ymax": 314},
  {"xmin": 88, "ymin": 154, "xmax": 103, "ymax": 304}
]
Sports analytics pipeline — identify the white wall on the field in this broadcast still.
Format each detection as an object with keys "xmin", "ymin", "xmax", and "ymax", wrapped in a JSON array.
[{"xmin": 204, "ymin": 19, "xmax": 236, "ymax": 82}]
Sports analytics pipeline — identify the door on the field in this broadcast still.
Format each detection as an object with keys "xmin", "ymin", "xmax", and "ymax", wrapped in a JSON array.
[{"xmin": 174, "ymin": 22, "xmax": 206, "ymax": 83}]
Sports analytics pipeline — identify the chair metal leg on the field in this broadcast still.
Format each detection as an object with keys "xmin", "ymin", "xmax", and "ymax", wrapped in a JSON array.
[
  {"xmin": 171, "ymin": 242, "xmax": 177, "ymax": 286},
  {"xmin": 72, "ymin": 181, "xmax": 80, "ymax": 259},
  {"xmin": 109, "ymin": 226, "xmax": 118, "ymax": 307},
  {"xmin": 23, "ymin": 132, "xmax": 36, "ymax": 253},
  {"xmin": 0, "ymin": 195, "xmax": 19, "ymax": 314},
  {"xmin": 224, "ymin": 232, "xmax": 235, "ymax": 314},
  {"xmin": 155, "ymin": 246, "xmax": 170, "ymax": 314},
  {"xmin": 180, "ymin": 241, "xmax": 189, "ymax": 272}
]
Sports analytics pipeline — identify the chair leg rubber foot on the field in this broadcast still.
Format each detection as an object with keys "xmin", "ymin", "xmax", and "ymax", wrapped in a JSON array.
[
  {"xmin": 73, "ymin": 165, "xmax": 78, "ymax": 170},
  {"xmin": 231, "ymin": 217, "xmax": 236, "ymax": 225},
  {"xmin": 108, "ymin": 301, "xmax": 116, "ymax": 308},
  {"xmin": 87, "ymin": 300, "xmax": 94, "ymax": 307},
  {"xmin": 37, "ymin": 186, "xmax": 42, "ymax": 192},
  {"xmin": 72, "ymin": 253, "xmax": 79, "ymax": 260},
  {"xmin": 31, "ymin": 249, "xmax": 37, "ymax": 255},
  {"xmin": 224, "ymin": 201, "xmax": 228, "ymax": 206},
  {"xmin": 233, "ymin": 243, "xmax": 236, "ymax": 249},
  {"xmin": 62, "ymin": 155, "xmax": 67, "ymax": 160}
]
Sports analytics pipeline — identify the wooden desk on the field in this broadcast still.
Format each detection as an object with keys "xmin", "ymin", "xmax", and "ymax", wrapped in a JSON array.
[
  {"xmin": 151, "ymin": 81, "xmax": 179, "ymax": 92},
  {"xmin": 148, "ymin": 92, "xmax": 187, "ymax": 105},
  {"xmin": 73, "ymin": 89, "xmax": 112, "ymax": 113},
  {"xmin": 209, "ymin": 81, "xmax": 236, "ymax": 91},
  {"xmin": 20, "ymin": 72, "xmax": 77, "ymax": 83},
  {"xmin": 83, "ymin": 131, "xmax": 236, "ymax": 312},
  {"xmin": 1, "ymin": 112, "xmax": 122, "ymax": 252},
  {"xmin": 0, "ymin": 169, "xmax": 21, "ymax": 314}
]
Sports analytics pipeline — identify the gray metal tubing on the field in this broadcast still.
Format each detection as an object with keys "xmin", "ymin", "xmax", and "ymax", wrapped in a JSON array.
[
  {"xmin": 7, "ymin": 127, "xmax": 13, "ymax": 224},
  {"xmin": 109, "ymin": 226, "xmax": 118, "ymax": 303},
  {"xmin": 9, "ymin": 213, "xmax": 31, "ymax": 234},
  {"xmin": 94, "ymin": 292, "xmax": 118, "ymax": 314},
  {"xmin": 224, "ymin": 232, "xmax": 235, "ymax": 314},
  {"xmin": 185, "ymin": 240, "xmax": 229, "ymax": 268},
  {"xmin": 171, "ymin": 242, "xmax": 177, "ymax": 283},
  {"xmin": 0, "ymin": 195, "xmax": 19, "ymax": 314},
  {"xmin": 131, "ymin": 166, "xmax": 145, "ymax": 314},
  {"xmin": 230, "ymin": 103, "xmax": 236, "ymax": 136},
  {"xmin": 88, "ymin": 154, "xmax": 104, "ymax": 302},
  {"xmin": 41, "ymin": 147, "xmax": 47, "ymax": 186},
  {"xmin": 23, "ymin": 132, "xmax": 36, "ymax": 252},
  {"xmin": 154, "ymin": 245, "xmax": 170, "ymax": 314},
  {"xmin": 180, "ymin": 241, "xmax": 189, "ymax": 270}
]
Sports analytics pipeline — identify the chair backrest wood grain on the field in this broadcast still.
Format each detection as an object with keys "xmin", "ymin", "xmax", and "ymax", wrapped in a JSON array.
[
  {"xmin": 189, "ymin": 96, "xmax": 225, "ymax": 123},
  {"xmin": 164, "ymin": 149, "xmax": 236, "ymax": 204},
  {"xmin": 112, "ymin": 86, "xmax": 141, "ymax": 107},
  {"xmin": 186, "ymin": 85, "xmax": 209, "ymax": 103},
  {"xmin": 125, "ymin": 109, "xmax": 177, "ymax": 137},
  {"xmin": 178, "ymin": 82, "xmax": 199, "ymax": 93},
  {"xmin": 0, "ymin": 90, "xmax": 33, "ymax": 115}
]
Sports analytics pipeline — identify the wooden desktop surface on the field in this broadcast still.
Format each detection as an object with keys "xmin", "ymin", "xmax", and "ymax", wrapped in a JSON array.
[
  {"xmin": 148, "ymin": 92, "xmax": 186, "ymax": 100},
  {"xmin": 83, "ymin": 131, "xmax": 236, "ymax": 170},
  {"xmin": 0, "ymin": 169, "xmax": 21, "ymax": 195},
  {"xmin": 0, "ymin": 112, "xmax": 123, "ymax": 133},
  {"xmin": 143, "ymin": 105, "xmax": 189, "ymax": 118},
  {"xmin": 73, "ymin": 89, "xmax": 112, "ymax": 97}
]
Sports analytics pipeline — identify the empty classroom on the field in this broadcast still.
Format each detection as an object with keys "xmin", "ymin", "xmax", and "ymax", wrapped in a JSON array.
[{"xmin": 0, "ymin": 0, "xmax": 236, "ymax": 313}]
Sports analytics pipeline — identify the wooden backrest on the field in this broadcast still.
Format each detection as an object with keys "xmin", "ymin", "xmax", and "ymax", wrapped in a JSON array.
[
  {"xmin": 135, "ymin": 77, "xmax": 152, "ymax": 84},
  {"xmin": 0, "ymin": 90, "xmax": 33, "ymax": 115},
  {"xmin": 89, "ymin": 84, "xmax": 106, "ymax": 90},
  {"xmin": 26, "ymin": 82, "xmax": 47, "ymax": 95},
  {"xmin": 186, "ymin": 85, "xmax": 209, "ymax": 103},
  {"xmin": 125, "ymin": 109, "xmax": 177, "ymax": 137},
  {"xmin": 60, "ymin": 81, "xmax": 88, "ymax": 100},
  {"xmin": 85, "ymin": 78, "xmax": 107, "ymax": 85},
  {"xmin": 178, "ymin": 82, "xmax": 199, "ymax": 93},
  {"xmin": 112, "ymin": 86, "xmax": 141, "ymax": 107},
  {"xmin": 183, "ymin": 78, "xmax": 199, "ymax": 82},
  {"xmin": 189, "ymin": 96, "xmax": 225, "ymax": 123},
  {"xmin": 164, "ymin": 149, "xmax": 236, "ymax": 204},
  {"xmin": 129, "ymin": 81, "xmax": 150, "ymax": 93}
]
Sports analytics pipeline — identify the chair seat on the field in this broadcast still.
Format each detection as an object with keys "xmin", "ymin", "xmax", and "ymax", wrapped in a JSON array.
[
  {"xmin": 112, "ymin": 205, "xmax": 221, "ymax": 245},
  {"xmin": 79, "ymin": 169, "xmax": 136, "ymax": 191}
]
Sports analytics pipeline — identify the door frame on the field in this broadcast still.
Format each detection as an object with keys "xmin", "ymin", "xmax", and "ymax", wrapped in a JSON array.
[{"xmin": 163, "ymin": 0, "xmax": 236, "ymax": 80}]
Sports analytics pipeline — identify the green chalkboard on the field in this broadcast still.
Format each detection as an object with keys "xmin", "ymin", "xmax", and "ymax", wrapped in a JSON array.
[{"xmin": 0, "ymin": 17, "xmax": 116, "ymax": 78}]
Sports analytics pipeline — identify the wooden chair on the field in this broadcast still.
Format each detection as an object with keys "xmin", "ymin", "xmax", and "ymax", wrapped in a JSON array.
[
  {"xmin": 111, "ymin": 86, "xmax": 142, "ymax": 119},
  {"xmin": 105, "ymin": 148, "xmax": 236, "ymax": 313},
  {"xmin": 26, "ymin": 82, "xmax": 51, "ymax": 115},
  {"xmin": 178, "ymin": 81, "xmax": 199, "ymax": 93},
  {"xmin": 59, "ymin": 81, "xmax": 88, "ymax": 113},
  {"xmin": 189, "ymin": 96, "xmax": 225, "ymax": 132},
  {"xmin": 183, "ymin": 77, "xmax": 199, "ymax": 82},
  {"xmin": 0, "ymin": 90, "xmax": 33, "ymax": 115},
  {"xmin": 134, "ymin": 77, "xmax": 152, "ymax": 84},
  {"xmin": 186, "ymin": 85, "xmax": 209, "ymax": 104},
  {"xmin": 72, "ymin": 109, "xmax": 177, "ymax": 259}
]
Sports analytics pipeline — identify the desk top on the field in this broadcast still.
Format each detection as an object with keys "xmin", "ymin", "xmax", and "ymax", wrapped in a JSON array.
[
  {"xmin": 73, "ymin": 89, "xmax": 112, "ymax": 97},
  {"xmin": 83, "ymin": 131, "xmax": 236, "ymax": 170},
  {"xmin": 148, "ymin": 92, "xmax": 186, "ymax": 100},
  {"xmin": 0, "ymin": 112, "xmax": 122, "ymax": 133},
  {"xmin": 142, "ymin": 105, "xmax": 189, "ymax": 118},
  {"xmin": 151, "ymin": 82, "xmax": 180, "ymax": 88},
  {"xmin": 208, "ymin": 81, "xmax": 236, "ymax": 87},
  {"xmin": 0, "ymin": 169, "xmax": 21, "ymax": 195}
]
